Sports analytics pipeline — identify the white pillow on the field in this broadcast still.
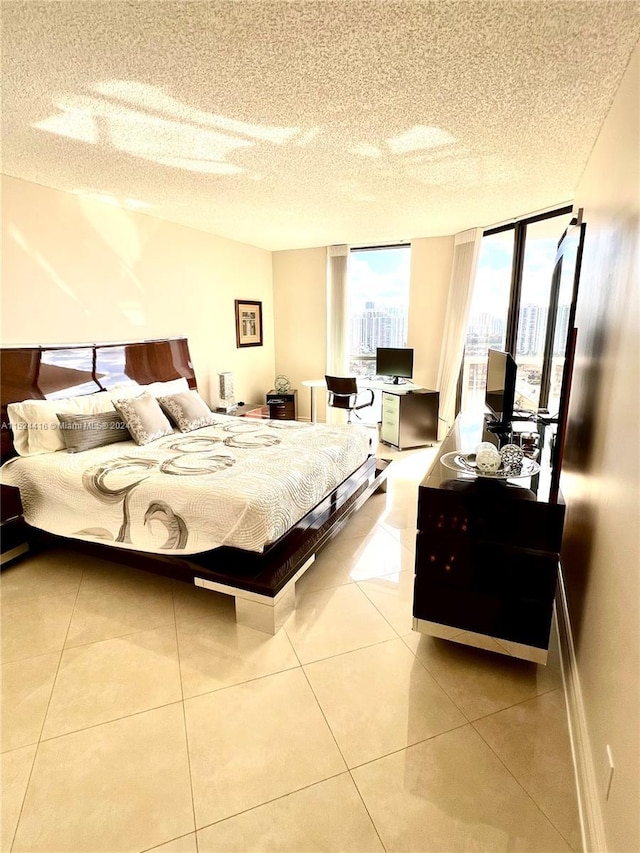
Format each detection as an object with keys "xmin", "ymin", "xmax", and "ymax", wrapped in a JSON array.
[
  {"xmin": 7, "ymin": 392, "xmax": 115, "ymax": 456},
  {"xmin": 145, "ymin": 378, "xmax": 190, "ymax": 397},
  {"xmin": 106, "ymin": 377, "xmax": 189, "ymax": 400}
]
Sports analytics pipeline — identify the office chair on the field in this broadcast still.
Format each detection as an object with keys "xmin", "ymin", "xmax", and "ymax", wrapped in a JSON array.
[{"xmin": 325, "ymin": 375, "xmax": 375, "ymax": 423}]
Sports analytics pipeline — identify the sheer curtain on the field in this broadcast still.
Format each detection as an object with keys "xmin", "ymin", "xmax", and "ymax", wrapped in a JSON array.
[
  {"xmin": 436, "ymin": 227, "xmax": 483, "ymax": 437},
  {"xmin": 326, "ymin": 245, "xmax": 349, "ymax": 423}
]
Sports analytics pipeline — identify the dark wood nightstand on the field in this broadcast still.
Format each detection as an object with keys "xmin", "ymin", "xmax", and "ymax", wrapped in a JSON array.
[
  {"xmin": 266, "ymin": 390, "xmax": 297, "ymax": 420},
  {"xmin": 1, "ymin": 484, "xmax": 29, "ymax": 566}
]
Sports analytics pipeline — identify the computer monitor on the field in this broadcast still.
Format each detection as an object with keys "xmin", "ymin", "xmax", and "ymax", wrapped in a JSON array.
[
  {"xmin": 485, "ymin": 348, "xmax": 517, "ymax": 427},
  {"xmin": 376, "ymin": 347, "xmax": 414, "ymax": 384}
]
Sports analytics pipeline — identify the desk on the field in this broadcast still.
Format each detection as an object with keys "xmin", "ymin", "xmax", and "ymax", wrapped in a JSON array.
[{"xmin": 302, "ymin": 378, "xmax": 428, "ymax": 425}]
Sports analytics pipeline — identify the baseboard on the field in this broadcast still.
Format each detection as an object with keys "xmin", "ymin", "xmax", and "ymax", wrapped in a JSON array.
[{"xmin": 555, "ymin": 563, "xmax": 607, "ymax": 853}]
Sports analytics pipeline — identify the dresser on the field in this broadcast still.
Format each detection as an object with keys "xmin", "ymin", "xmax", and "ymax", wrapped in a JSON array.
[{"xmin": 413, "ymin": 413, "xmax": 564, "ymax": 663}]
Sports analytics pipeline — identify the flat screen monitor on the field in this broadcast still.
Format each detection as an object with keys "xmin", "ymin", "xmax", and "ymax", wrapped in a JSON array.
[
  {"xmin": 376, "ymin": 347, "xmax": 414, "ymax": 384},
  {"xmin": 485, "ymin": 348, "xmax": 517, "ymax": 427}
]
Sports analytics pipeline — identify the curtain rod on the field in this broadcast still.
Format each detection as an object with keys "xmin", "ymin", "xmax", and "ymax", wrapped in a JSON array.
[
  {"xmin": 484, "ymin": 202, "xmax": 574, "ymax": 234},
  {"xmin": 350, "ymin": 242, "xmax": 410, "ymax": 252}
]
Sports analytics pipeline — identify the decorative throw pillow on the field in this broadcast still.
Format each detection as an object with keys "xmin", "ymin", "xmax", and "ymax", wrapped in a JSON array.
[
  {"xmin": 112, "ymin": 392, "xmax": 174, "ymax": 445},
  {"xmin": 157, "ymin": 390, "xmax": 216, "ymax": 433},
  {"xmin": 7, "ymin": 392, "xmax": 115, "ymax": 456},
  {"xmin": 56, "ymin": 410, "xmax": 131, "ymax": 453}
]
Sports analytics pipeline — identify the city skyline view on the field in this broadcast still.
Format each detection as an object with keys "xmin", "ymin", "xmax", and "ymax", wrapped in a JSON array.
[
  {"xmin": 348, "ymin": 246, "xmax": 410, "ymax": 375},
  {"xmin": 345, "ymin": 230, "xmax": 570, "ymax": 412}
]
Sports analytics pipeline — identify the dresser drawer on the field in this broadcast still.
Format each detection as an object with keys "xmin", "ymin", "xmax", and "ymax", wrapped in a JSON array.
[{"xmin": 382, "ymin": 394, "xmax": 400, "ymax": 415}]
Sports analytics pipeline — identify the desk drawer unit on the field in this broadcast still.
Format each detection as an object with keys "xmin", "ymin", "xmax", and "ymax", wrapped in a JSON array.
[
  {"xmin": 380, "ymin": 393, "xmax": 400, "ymax": 444},
  {"xmin": 380, "ymin": 390, "xmax": 439, "ymax": 449}
]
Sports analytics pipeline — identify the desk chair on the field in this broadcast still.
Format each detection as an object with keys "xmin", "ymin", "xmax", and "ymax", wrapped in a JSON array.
[{"xmin": 325, "ymin": 375, "xmax": 375, "ymax": 423}]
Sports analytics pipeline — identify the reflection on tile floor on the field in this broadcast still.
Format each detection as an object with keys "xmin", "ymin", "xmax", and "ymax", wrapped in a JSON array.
[{"xmin": 0, "ymin": 444, "xmax": 582, "ymax": 852}]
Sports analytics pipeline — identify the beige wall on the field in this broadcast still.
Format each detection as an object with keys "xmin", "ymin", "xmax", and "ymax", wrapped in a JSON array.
[
  {"xmin": 272, "ymin": 247, "xmax": 327, "ymax": 422},
  {"xmin": 1, "ymin": 176, "xmax": 275, "ymax": 407},
  {"xmin": 2, "ymin": 176, "xmax": 454, "ymax": 424},
  {"xmin": 563, "ymin": 44, "xmax": 639, "ymax": 853},
  {"xmin": 272, "ymin": 239, "xmax": 454, "ymax": 422}
]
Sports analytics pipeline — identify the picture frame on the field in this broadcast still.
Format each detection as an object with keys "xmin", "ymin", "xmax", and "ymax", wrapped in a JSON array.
[{"xmin": 235, "ymin": 300, "xmax": 263, "ymax": 348}]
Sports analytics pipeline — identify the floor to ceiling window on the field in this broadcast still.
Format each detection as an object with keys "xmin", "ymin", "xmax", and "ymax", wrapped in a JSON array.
[
  {"xmin": 348, "ymin": 244, "xmax": 411, "ymax": 377},
  {"xmin": 460, "ymin": 207, "xmax": 574, "ymax": 416},
  {"xmin": 347, "ymin": 244, "xmax": 411, "ymax": 424},
  {"xmin": 462, "ymin": 230, "xmax": 514, "ymax": 412}
]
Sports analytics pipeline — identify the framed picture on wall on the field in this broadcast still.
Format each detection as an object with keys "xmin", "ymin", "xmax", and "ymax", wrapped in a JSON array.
[{"xmin": 235, "ymin": 300, "xmax": 263, "ymax": 348}]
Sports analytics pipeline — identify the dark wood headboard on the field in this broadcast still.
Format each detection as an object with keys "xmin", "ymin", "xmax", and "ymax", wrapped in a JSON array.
[{"xmin": 1, "ymin": 337, "xmax": 197, "ymax": 462}]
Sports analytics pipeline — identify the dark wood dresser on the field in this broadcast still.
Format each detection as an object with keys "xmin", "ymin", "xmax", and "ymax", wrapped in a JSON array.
[{"xmin": 413, "ymin": 413, "xmax": 565, "ymax": 663}]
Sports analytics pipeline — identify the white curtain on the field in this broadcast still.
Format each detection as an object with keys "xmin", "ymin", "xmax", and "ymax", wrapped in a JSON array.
[
  {"xmin": 326, "ymin": 245, "xmax": 349, "ymax": 423},
  {"xmin": 436, "ymin": 228, "xmax": 483, "ymax": 437}
]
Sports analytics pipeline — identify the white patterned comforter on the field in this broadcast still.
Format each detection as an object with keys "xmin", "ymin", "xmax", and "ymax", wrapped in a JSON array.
[{"xmin": 0, "ymin": 416, "xmax": 371, "ymax": 554}]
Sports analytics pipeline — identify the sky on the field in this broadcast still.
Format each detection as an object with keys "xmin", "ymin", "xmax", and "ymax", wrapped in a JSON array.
[
  {"xmin": 345, "ymin": 221, "xmax": 570, "ymax": 323},
  {"xmin": 348, "ymin": 246, "xmax": 410, "ymax": 313}
]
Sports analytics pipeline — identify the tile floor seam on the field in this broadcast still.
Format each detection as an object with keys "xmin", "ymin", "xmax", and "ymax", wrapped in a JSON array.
[
  {"xmin": 398, "ymin": 633, "xmax": 478, "ymax": 723},
  {"xmin": 140, "ymin": 831, "xmax": 196, "ymax": 853},
  {"xmin": 171, "ymin": 606, "xmax": 244, "ymax": 632},
  {"xmin": 343, "ymin": 718, "xmax": 473, "ymax": 773},
  {"xmin": 35, "ymin": 698, "xmax": 186, "ymax": 744},
  {"xmin": 62, "ymin": 617, "xmax": 178, "ymax": 651},
  {"xmin": 0, "ymin": 653, "xmax": 60, "ymax": 753},
  {"xmin": 171, "ymin": 582, "xmax": 200, "ymax": 849},
  {"xmin": 353, "ymin": 578, "xmax": 409, "ymax": 639},
  {"xmin": 0, "ymin": 742, "xmax": 35, "ymax": 758},
  {"xmin": 346, "ymin": 769, "xmax": 390, "ymax": 853},
  {"xmin": 404, "ymin": 645, "xmax": 563, "ymax": 726},
  {"xmin": 461, "ymin": 680, "xmax": 564, "ymax": 724},
  {"xmin": 37, "ymin": 562, "xmax": 87, "ymax": 735},
  {"xmin": 470, "ymin": 685, "xmax": 581, "ymax": 851},
  {"xmin": 5, "ymin": 738, "xmax": 40, "ymax": 853},
  {"xmin": 181, "ymin": 659, "xmax": 303, "ymax": 703},
  {"xmin": 471, "ymin": 717, "xmax": 578, "ymax": 849},
  {"xmin": 295, "ymin": 633, "xmax": 402, "ymax": 667},
  {"xmin": 5, "ymin": 562, "xmax": 84, "ymax": 853},
  {"xmin": 282, "ymin": 623, "xmax": 303, "ymax": 667},
  {"xmin": 467, "ymin": 685, "xmax": 565, "ymax": 724},
  {"xmin": 298, "ymin": 657, "xmax": 350, "ymax": 770},
  {"xmin": 190, "ymin": 768, "xmax": 353, "ymax": 835}
]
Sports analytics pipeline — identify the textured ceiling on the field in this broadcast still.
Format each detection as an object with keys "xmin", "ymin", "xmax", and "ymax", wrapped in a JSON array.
[{"xmin": 2, "ymin": 1, "xmax": 639, "ymax": 250}]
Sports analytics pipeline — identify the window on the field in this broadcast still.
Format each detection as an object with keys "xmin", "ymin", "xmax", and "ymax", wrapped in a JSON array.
[
  {"xmin": 460, "ymin": 207, "xmax": 573, "ymax": 416},
  {"xmin": 462, "ymin": 230, "xmax": 514, "ymax": 412},
  {"xmin": 514, "ymin": 216, "xmax": 570, "ymax": 412},
  {"xmin": 347, "ymin": 245, "xmax": 411, "ymax": 378}
]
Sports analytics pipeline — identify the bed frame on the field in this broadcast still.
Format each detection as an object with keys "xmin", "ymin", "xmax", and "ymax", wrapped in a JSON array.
[{"xmin": 0, "ymin": 337, "xmax": 388, "ymax": 633}]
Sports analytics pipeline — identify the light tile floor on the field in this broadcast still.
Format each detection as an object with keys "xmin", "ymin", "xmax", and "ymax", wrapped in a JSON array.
[{"xmin": 1, "ymin": 444, "xmax": 582, "ymax": 852}]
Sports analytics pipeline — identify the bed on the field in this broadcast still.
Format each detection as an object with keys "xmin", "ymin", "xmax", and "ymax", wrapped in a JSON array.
[{"xmin": 0, "ymin": 337, "xmax": 388, "ymax": 632}]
